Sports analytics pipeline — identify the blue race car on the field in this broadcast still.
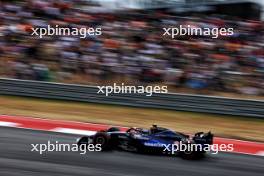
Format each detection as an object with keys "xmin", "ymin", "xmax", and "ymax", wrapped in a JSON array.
[{"xmin": 77, "ymin": 125, "xmax": 213, "ymax": 159}]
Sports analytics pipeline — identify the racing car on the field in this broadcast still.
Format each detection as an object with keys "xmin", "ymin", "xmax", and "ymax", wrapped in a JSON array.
[{"xmin": 77, "ymin": 125, "xmax": 213, "ymax": 159}]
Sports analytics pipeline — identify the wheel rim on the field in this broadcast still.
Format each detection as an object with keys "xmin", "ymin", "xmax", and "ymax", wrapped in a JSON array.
[{"xmin": 96, "ymin": 136, "xmax": 105, "ymax": 145}]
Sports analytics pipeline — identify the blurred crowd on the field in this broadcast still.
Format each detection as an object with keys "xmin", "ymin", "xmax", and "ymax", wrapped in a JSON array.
[{"xmin": 0, "ymin": 0, "xmax": 263, "ymax": 96}]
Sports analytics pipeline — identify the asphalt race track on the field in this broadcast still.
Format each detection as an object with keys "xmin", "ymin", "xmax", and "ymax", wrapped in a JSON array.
[{"xmin": 0, "ymin": 127, "xmax": 263, "ymax": 176}]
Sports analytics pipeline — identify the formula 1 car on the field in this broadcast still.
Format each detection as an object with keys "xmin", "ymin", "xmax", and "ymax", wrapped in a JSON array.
[{"xmin": 77, "ymin": 125, "xmax": 213, "ymax": 159}]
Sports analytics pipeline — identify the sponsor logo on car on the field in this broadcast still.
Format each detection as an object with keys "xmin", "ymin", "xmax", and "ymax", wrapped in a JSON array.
[{"xmin": 144, "ymin": 142, "xmax": 164, "ymax": 147}]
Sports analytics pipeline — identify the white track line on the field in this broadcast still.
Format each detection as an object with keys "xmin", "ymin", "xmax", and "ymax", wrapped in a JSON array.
[
  {"xmin": 0, "ymin": 121, "xmax": 19, "ymax": 127},
  {"xmin": 255, "ymin": 151, "xmax": 264, "ymax": 156},
  {"xmin": 52, "ymin": 128, "xmax": 97, "ymax": 136}
]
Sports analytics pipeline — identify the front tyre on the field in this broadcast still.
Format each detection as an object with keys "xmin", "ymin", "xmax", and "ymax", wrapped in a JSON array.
[
  {"xmin": 107, "ymin": 127, "xmax": 120, "ymax": 132},
  {"xmin": 93, "ymin": 132, "xmax": 111, "ymax": 151}
]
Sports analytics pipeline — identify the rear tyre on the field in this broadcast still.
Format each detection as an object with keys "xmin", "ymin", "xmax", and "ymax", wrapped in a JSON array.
[{"xmin": 179, "ymin": 141, "xmax": 199, "ymax": 160}]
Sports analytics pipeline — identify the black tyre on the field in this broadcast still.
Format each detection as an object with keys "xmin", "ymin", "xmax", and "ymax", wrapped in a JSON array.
[
  {"xmin": 107, "ymin": 127, "xmax": 120, "ymax": 132},
  {"xmin": 93, "ymin": 132, "xmax": 111, "ymax": 151},
  {"xmin": 179, "ymin": 141, "xmax": 199, "ymax": 160}
]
